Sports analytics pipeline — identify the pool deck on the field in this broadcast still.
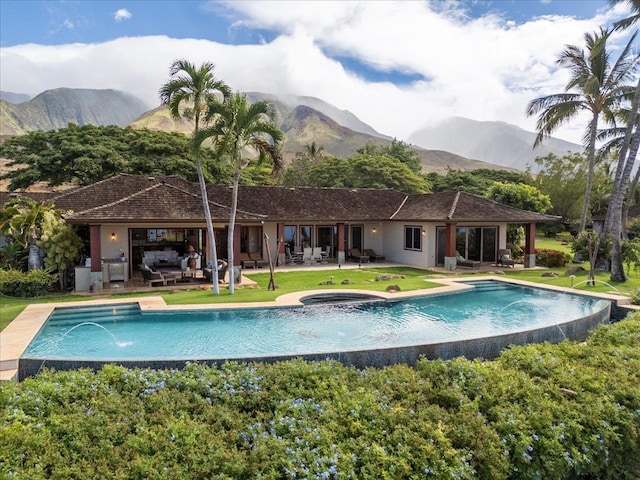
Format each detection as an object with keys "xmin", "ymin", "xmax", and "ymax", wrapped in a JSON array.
[{"xmin": 1, "ymin": 275, "xmax": 634, "ymax": 381}]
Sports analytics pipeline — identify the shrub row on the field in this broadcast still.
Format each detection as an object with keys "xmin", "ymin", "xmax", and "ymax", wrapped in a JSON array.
[
  {"xmin": 0, "ymin": 268, "xmax": 58, "ymax": 297},
  {"xmin": 1, "ymin": 316, "xmax": 639, "ymax": 479},
  {"xmin": 535, "ymin": 248, "xmax": 570, "ymax": 268}
]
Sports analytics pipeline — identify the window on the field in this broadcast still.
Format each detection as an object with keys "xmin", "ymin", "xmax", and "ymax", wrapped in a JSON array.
[
  {"xmin": 300, "ymin": 226, "xmax": 312, "ymax": 248},
  {"xmin": 405, "ymin": 226, "xmax": 422, "ymax": 251}
]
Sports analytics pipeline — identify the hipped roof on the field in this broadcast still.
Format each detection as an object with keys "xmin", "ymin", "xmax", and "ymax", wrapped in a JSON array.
[{"xmin": 4, "ymin": 174, "xmax": 560, "ymax": 225}]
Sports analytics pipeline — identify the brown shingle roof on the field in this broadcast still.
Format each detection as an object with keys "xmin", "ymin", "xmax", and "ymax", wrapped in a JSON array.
[
  {"xmin": 392, "ymin": 191, "xmax": 560, "ymax": 223},
  {"xmin": 66, "ymin": 182, "xmax": 264, "ymax": 223},
  {"xmin": 209, "ymin": 185, "xmax": 408, "ymax": 222},
  {"xmin": 2, "ymin": 174, "xmax": 560, "ymax": 224}
]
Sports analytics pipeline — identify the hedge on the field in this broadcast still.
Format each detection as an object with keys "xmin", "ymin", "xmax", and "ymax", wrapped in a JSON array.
[
  {"xmin": 1, "ymin": 316, "xmax": 639, "ymax": 479},
  {"xmin": 0, "ymin": 268, "xmax": 58, "ymax": 297}
]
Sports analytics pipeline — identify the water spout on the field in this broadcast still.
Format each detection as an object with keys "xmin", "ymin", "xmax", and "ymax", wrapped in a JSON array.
[
  {"xmin": 61, "ymin": 322, "xmax": 132, "ymax": 347},
  {"xmin": 570, "ymin": 279, "xmax": 624, "ymax": 295}
]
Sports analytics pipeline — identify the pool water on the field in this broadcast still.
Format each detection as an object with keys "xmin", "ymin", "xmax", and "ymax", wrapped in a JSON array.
[{"xmin": 23, "ymin": 281, "xmax": 610, "ymax": 361}]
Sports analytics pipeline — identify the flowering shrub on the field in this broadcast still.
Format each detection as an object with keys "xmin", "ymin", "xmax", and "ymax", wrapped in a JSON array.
[{"xmin": 1, "ymin": 316, "xmax": 639, "ymax": 479}]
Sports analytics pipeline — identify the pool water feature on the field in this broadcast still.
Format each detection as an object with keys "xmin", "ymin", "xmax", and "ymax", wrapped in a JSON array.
[{"xmin": 19, "ymin": 280, "xmax": 612, "ymax": 377}]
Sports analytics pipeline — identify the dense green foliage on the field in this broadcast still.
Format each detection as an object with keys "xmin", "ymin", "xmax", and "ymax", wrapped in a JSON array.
[
  {"xmin": 534, "ymin": 153, "xmax": 587, "ymax": 221},
  {"xmin": 0, "ymin": 198, "xmax": 82, "ymax": 288},
  {"xmin": 485, "ymin": 182, "xmax": 552, "ymax": 214},
  {"xmin": 356, "ymin": 139, "xmax": 423, "ymax": 174},
  {"xmin": 426, "ymin": 168, "xmax": 532, "ymax": 195},
  {"xmin": 0, "ymin": 124, "xmax": 233, "ymax": 189},
  {"xmin": 305, "ymin": 154, "xmax": 430, "ymax": 193},
  {"xmin": 0, "ymin": 268, "xmax": 58, "ymax": 297},
  {"xmin": 1, "ymin": 316, "xmax": 639, "ymax": 479}
]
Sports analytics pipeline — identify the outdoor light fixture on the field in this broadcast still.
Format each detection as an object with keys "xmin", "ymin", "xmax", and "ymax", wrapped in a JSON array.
[
  {"xmin": 372, "ymin": 227, "xmax": 377, "ymax": 234},
  {"xmin": 111, "ymin": 232, "xmax": 116, "ymax": 241},
  {"xmin": 421, "ymin": 229, "xmax": 426, "ymax": 236}
]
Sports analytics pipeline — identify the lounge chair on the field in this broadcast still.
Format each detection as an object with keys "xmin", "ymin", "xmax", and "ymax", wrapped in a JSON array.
[
  {"xmin": 497, "ymin": 249, "xmax": 516, "ymax": 268},
  {"xmin": 249, "ymin": 251, "xmax": 269, "ymax": 268},
  {"xmin": 349, "ymin": 248, "xmax": 370, "ymax": 263},
  {"xmin": 455, "ymin": 251, "xmax": 480, "ymax": 269},
  {"xmin": 363, "ymin": 248, "xmax": 385, "ymax": 262},
  {"xmin": 142, "ymin": 268, "xmax": 177, "ymax": 286},
  {"xmin": 240, "ymin": 252, "xmax": 256, "ymax": 269}
]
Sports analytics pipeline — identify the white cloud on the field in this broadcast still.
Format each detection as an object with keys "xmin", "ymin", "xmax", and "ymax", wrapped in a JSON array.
[
  {"xmin": 0, "ymin": 2, "xmax": 634, "ymax": 145},
  {"xmin": 114, "ymin": 9, "xmax": 132, "ymax": 22}
]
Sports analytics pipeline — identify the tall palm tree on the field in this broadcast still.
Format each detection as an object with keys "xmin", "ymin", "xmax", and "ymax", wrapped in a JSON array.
[
  {"xmin": 604, "ymin": 0, "xmax": 640, "ymax": 281},
  {"xmin": 526, "ymin": 27, "xmax": 637, "ymax": 233},
  {"xmin": 198, "ymin": 93, "xmax": 283, "ymax": 294},
  {"xmin": 159, "ymin": 60, "xmax": 231, "ymax": 294}
]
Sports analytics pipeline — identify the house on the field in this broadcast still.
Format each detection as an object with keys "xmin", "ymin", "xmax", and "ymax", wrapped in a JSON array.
[{"xmin": 2, "ymin": 174, "xmax": 559, "ymax": 290}]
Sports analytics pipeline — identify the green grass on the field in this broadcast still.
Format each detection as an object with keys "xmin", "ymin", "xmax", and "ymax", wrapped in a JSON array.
[
  {"xmin": 534, "ymin": 234, "xmax": 573, "ymax": 255},
  {"xmin": 0, "ymin": 267, "xmax": 442, "ymax": 329},
  {"xmin": 3, "ymin": 262, "xmax": 639, "ymax": 332}
]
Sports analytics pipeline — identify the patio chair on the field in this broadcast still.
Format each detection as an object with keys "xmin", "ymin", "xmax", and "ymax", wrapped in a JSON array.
[
  {"xmin": 240, "ymin": 252, "xmax": 257, "ymax": 269},
  {"xmin": 303, "ymin": 247, "xmax": 313, "ymax": 265},
  {"xmin": 142, "ymin": 267, "xmax": 177, "ymax": 287},
  {"xmin": 349, "ymin": 248, "xmax": 370, "ymax": 263},
  {"xmin": 454, "ymin": 250, "xmax": 481, "ymax": 269},
  {"xmin": 497, "ymin": 249, "xmax": 516, "ymax": 268},
  {"xmin": 249, "ymin": 251, "xmax": 269, "ymax": 268},
  {"xmin": 363, "ymin": 248, "xmax": 385, "ymax": 262},
  {"xmin": 312, "ymin": 247, "xmax": 323, "ymax": 263},
  {"xmin": 320, "ymin": 246, "xmax": 330, "ymax": 263}
]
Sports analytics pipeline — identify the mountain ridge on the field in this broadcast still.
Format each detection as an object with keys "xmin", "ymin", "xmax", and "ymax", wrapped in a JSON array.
[
  {"xmin": 408, "ymin": 116, "xmax": 582, "ymax": 172},
  {"xmin": 0, "ymin": 88, "xmax": 150, "ymax": 136},
  {"xmin": 1, "ymin": 88, "xmax": 579, "ymax": 174}
]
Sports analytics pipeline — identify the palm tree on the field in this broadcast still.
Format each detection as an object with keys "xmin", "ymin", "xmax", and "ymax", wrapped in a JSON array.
[
  {"xmin": 305, "ymin": 141, "xmax": 325, "ymax": 162},
  {"xmin": 603, "ymin": 0, "xmax": 640, "ymax": 281},
  {"xmin": 198, "ymin": 93, "xmax": 283, "ymax": 294},
  {"xmin": 159, "ymin": 60, "xmax": 231, "ymax": 294},
  {"xmin": 0, "ymin": 197, "xmax": 51, "ymax": 270},
  {"xmin": 526, "ymin": 27, "xmax": 637, "ymax": 233}
]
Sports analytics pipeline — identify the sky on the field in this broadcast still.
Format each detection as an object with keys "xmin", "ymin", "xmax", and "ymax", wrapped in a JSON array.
[{"xmin": 0, "ymin": 0, "xmax": 636, "ymax": 145}]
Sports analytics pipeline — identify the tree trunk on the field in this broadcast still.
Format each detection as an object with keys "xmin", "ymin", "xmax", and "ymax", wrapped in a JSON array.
[
  {"xmin": 579, "ymin": 116, "xmax": 599, "ymax": 232},
  {"xmin": 606, "ymin": 79, "xmax": 640, "ymax": 282},
  {"xmin": 196, "ymin": 156, "xmax": 220, "ymax": 294},
  {"xmin": 227, "ymin": 166, "xmax": 241, "ymax": 295}
]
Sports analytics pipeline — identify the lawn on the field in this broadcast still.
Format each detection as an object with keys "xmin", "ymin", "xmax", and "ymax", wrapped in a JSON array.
[{"xmin": 2, "ymin": 260, "xmax": 639, "ymax": 332}]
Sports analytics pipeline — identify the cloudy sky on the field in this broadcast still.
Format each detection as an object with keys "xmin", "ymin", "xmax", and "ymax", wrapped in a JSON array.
[{"xmin": 0, "ymin": 1, "xmax": 636, "ymax": 144}]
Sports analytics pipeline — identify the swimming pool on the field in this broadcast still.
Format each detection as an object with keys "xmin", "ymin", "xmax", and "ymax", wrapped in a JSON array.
[{"xmin": 18, "ymin": 280, "xmax": 612, "ymax": 377}]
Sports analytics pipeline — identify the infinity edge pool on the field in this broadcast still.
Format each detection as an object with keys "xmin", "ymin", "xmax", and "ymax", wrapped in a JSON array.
[{"xmin": 2, "ymin": 277, "xmax": 632, "ymax": 381}]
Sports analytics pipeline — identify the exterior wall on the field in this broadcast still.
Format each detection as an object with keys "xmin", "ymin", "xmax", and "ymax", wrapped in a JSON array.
[{"xmin": 101, "ymin": 226, "xmax": 129, "ymax": 261}]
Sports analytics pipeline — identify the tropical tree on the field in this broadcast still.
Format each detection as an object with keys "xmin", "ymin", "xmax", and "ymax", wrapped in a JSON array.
[
  {"xmin": 199, "ymin": 93, "xmax": 284, "ymax": 294},
  {"xmin": 526, "ymin": 27, "xmax": 637, "ymax": 233},
  {"xmin": 159, "ymin": 59, "xmax": 231, "ymax": 293},
  {"xmin": 38, "ymin": 210, "xmax": 83, "ymax": 290},
  {"xmin": 282, "ymin": 142, "xmax": 325, "ymax": 186},
  {"xmin": 0, "ymin": 197, "xmax": 51, "ymax": 270},
  {"xmin": 602, "ymin": 0, "xmax": 640, "ymax": 281}
]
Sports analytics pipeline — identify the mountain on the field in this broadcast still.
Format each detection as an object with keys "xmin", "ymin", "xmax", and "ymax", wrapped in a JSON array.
[
  {"xmin": 408, "ymin": 117, "xmax": 582, "ymax": 172},
  {"xmin": 0, "ymin": 91, "xmax": 32, "ymax": 103},
  {"xmin": 246, "ymin": 92, "xmax": 390, "ymax": 139},
  {"xmin": 130, "ymin": 94, "xmax": 499, "ymax": 173},
  {"xmin": 0, "ymin": 88, "xmax": 150, "ymax": 136}
]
